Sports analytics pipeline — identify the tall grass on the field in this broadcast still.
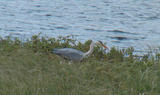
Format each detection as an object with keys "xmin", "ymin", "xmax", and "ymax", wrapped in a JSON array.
[{"xmin": 0, "ymin": 35, "xmax": 159, "ymax": 95}]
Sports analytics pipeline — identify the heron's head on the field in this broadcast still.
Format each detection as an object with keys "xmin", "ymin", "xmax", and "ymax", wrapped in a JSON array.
[{"xmin": 96, "ymin": 41, "xmax": 108, "ymax": 50}]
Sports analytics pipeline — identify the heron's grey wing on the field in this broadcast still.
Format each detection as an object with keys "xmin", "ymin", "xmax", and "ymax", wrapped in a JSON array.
[{"xmin": 53, "ymin": 48, "xmax": 84, "ymax": 61}]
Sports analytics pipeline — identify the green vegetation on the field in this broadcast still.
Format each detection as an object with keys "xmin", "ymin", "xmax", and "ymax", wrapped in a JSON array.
[{"xmin": 0, "ymin": 35, "xmax": 160, "ymax": 95}]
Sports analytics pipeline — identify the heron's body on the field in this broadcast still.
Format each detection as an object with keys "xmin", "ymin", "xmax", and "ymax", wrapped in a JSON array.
[
  {"xmin": 53, "ymin": 48, "xmax": 84, "ymax": 62},
  {"xmin": 53, "ymin": 41, "xmax": 107, "ymax": 62}
]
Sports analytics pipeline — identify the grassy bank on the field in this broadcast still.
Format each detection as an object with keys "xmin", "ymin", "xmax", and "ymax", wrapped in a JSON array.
[{"xmin": 0, "ymin": 35, "xmax": 160, "ymax": 95}]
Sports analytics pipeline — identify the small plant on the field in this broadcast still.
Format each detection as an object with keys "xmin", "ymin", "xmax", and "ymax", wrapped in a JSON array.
[{"xmin": 106, "ymin": 47, "xmax": 124, "ymax": 63}]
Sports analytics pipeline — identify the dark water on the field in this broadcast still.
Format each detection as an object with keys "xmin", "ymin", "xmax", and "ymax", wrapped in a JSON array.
[{"xmin": 0, "ymin": 0, "xmax": 160, "ymax": 53}]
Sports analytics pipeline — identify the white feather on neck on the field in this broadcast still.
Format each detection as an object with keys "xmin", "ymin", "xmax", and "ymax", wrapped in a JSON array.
[{"xmin": 83, "ymin": 41, "xmax": 96, "ymax": 58}]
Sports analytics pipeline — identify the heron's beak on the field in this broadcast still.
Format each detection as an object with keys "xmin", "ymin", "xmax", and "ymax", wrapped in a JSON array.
[
  {"xmin": 101, "ymin": 44, "xmax": 108, "ymax": 50},
  {"xmin": 96, "ymin": 41, "xmax": 109, "ymax": 50}
]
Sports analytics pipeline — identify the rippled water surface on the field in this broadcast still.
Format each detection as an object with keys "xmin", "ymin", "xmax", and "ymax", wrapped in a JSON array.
[{"xmin": 0, "ymin": 0, "xmax": 160, "ymax": 52}]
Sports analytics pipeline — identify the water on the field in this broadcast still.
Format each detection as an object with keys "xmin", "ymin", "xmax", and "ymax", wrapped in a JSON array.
[{"xmin": 0, "ymin": 0, "xmax": 160, "ymax": 53}]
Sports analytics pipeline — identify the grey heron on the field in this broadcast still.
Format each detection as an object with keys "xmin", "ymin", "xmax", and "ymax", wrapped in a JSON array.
[{"xmin": 53, "ymin": 41, "xmax": 108, "ymax": 62}]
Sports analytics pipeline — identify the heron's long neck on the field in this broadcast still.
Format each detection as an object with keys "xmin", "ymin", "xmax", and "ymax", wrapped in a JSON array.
[{"xmin": 83, "ymin": 43, "xmax": 95, "ymax": 58}]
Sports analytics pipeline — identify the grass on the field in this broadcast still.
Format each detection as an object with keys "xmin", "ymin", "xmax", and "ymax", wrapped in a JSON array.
[{"xmin": 0, "ymin": 35, "xmax": 159, "ymax": 95}]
